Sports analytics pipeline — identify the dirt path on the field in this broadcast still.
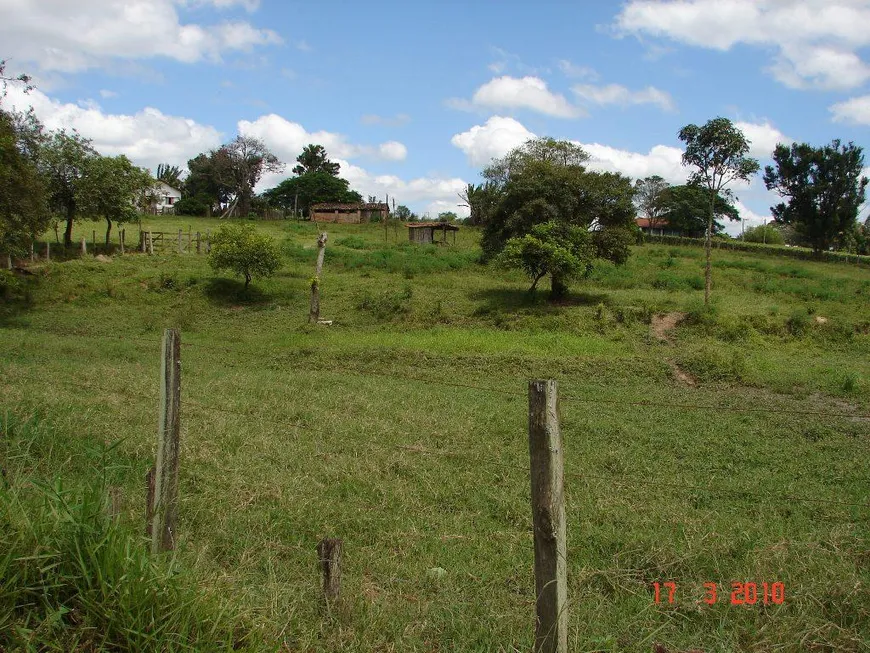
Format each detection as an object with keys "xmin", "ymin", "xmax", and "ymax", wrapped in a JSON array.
[{"xmin": 651, "ymin": 311, "xmax": 686, "ymax": 342}]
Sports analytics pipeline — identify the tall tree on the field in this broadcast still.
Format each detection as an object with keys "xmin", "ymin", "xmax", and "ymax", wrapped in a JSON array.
[
  {"xmin": 212, "ymin": 135, "xmax": 283, "ymax": 217},
  {"xmin": 77, "ymin": 155, "xmax": 154, "ymax": 245},
  {"xmin": 678, "ymin": 118, "xmax": 759, "ymax": 304},
  {"xmin": 40, "ymin": 129, "xmax": 97, "ymax": 246},
  {"xmin": 634, "ymin": 175, "xmax": 670, "ymax": 231},
  {"xmin": 394, "ymin": 205, "xmax": 412, "ymax": 220},
  {"xmin": 763, "ymin": 140, "xmax": 868, "ymax": 255},
  {"xmin": 156, "ymin": 163, "xmax": 183, "ymax": 188},
  {"xmin": 459, "ymin": 182, "xmax": 498, "ymax": 226},
  {"xmin": 183, "ymin": 153, "xmax": 228, "ymax": 215},
  {"xmin": 292, "ymin": 144, "xmax": 340, "ymax": 176},
  {"xmin": 481, "ymin": 137, "xmax": 635, "ymax": 298},
  {"xmin": 0, "ymin": 109, "xmax": 48, "ymax": 258},
  {"xmin": 263, "ymin": 172, "xmax": 362, "ymax": 217}
]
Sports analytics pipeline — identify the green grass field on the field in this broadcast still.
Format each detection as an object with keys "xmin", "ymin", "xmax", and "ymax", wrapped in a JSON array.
[{"xmin": 2, "ymin": 216, "xmax": 869, "ymax": 651}]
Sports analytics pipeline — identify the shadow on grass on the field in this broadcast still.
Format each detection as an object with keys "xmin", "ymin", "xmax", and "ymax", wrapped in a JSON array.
[
  {"xmin": 203, "ymin": 277, "xmax": 271, "ymax": 307},
  {"xmin": 471, "ymin": 287, "xmax": 612, "ymax": 315}
]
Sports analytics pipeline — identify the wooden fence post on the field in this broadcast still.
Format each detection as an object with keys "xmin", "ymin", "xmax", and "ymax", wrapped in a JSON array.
[
  {"xmin": 528, "ymin": 379, "xmax": 567, "ymax": 653},
  {"xmin": 187, "ymin": 228, "xmax": 191, "ymax": 252},
  {"xmin": 92, "ymin": 230, "xmax": 96, "ymax": 253},
  {"xmin": 148, "ymin": 232, "xmax": 154, "ymax": 256},
  {"xmin": 120, "ymin": 228, "xmax": 125, "ymax": 255},
  {"xmin": 309, "ymin": 232, "xmax": 328, "ymax": 323},
  {"xmin": 196, "ymin": 232, "xmax": 201, "ymax": 254},
  {"xmin": 45, "ymin": 241, "xmax": 50, "ymax": 262},
  {"xmin": 317, "ymin": 538, "xmax": 343, "ymax": 602},
  {"xmin": 4, "ymin": 253, "xmax": 11, "ymax": 270},
  {"xmin": 206, "ymin": 230, "xmax": 211, "ymax": 253},
  {"xmin": 177, "ymin": 229, "xmax": 182, "ymax": 254},
  {"xmin": 81, "ymin": 236, "xmax": 87, "ymax": 256},
  {"xmin": 151, "ymin": 328, "xmax": 181, "ymax": 554}
]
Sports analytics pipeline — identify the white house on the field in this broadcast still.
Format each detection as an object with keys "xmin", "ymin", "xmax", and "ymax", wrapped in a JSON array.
[{"xmin": 151, "ymin": 181, "xmax": 182, "ymax": 214}]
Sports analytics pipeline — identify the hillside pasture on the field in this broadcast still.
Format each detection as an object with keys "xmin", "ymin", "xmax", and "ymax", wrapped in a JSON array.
[{"xmin": 1, "ymin": 216, "xmax": 868, "ymax": 651}]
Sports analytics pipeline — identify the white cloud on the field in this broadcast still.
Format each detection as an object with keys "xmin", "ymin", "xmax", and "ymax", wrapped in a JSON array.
[
  {"xmin": 238, "ymin": 114, "xmax": 408, "ymax": 163},
  {"xmin": 581, "ymin": 142, "xmax": 687, "ymax": 184},
  {"xmin": 830, "ymin": 95, "xmax": 870, "ymax": 125},
  {"xmin": 0, "ymin": 0, "xmax": 282, "ymax": 74},
  {"xmin": 4, "ymin": 86, "xmax": 221, "ymax": 170},
  {"xmin": 615, "ymin": 0, "xmax": 870, "ymax": 90},
  {"xmin": 734, "ymin": 120, "xmax": 792, "ymax": 158},
  {"xmin": 448, "ymin": 76, "xmax": 585, "ymax": 119},
  {"xmin": 557, "ymin": 60, "xmax": 598, "ymax": 80},
  {"xmin": 450, "ymin": 116, "xmax": 536, "ymax": 166},
  {"xmin": 572, "ymin": 83, "xmax": 676, "ymax": 112}
]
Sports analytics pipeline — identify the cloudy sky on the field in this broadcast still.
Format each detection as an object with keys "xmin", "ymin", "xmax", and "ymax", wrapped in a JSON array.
[{"xmin": 2, "ymin": 0, "xmax": 869, "ymax": 233}]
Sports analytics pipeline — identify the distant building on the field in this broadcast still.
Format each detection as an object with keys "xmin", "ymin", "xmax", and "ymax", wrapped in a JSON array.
[
  {"xmin": 407, "ymin": 221, "xmax": 460, "ymax": 245},
  {"xmin": 636, "ymin": 217, "xmax": 682, "ymax": 237},
  {"xmin": 150, "ymin": 181, "xmax": 182, "ymax": 215},
  {"xmin": 310, "ymin": 202, "xmax": 390, "ymax": 224}
]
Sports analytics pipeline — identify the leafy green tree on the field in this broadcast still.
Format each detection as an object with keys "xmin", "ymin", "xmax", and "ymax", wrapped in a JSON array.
[
  {"xmin": 438, "ymin": 211, "xmax": 458, "ymax": 222},
  {"xmin": 742, "ymin": 223, "xmax": 784, "ymax": 245},
  {"xmin": 634, "ymin": 175, "xmax": 670, "ymax": 231},
  {"xmin": 459, "ymin": 182, "xmax": 498, "ymax": 226},
  {"xmin": 207, "ymin": 223, "xmax": 280, "ymax": 291},
  {"xmin": 678, "ymin": 118, "xmax": 759, "ymax": 304},
  {"xmin": 40, "ymin": 129, "xmax": 97, "ymax": 246},
  {"xmin": 763, "ymin": 140, "xmax": 868, "ymax": 255},
  {"xmin": 0, "ymin": 109, "xmax": 48, "ymax": 257},
  {"xmin": 658, "ymin": 184, "xmax": 740, "ymax": 237},
  {"xmin": 183, "ymin": 153, "xmax": 228, "ymax": 216},
  {"xmin": 156, "ymin": 163, "xmax": 183, "ymax": 188},
  {"xmin": 0, "ymin": 59, "xmax": 32, "ymax": 97},
  {"xmin": 480, "ymin": 137, "xmax": 635, "ymax": 298},
  {"xmin": 212, "ymin": 135, "xmax": 283, "ymax": 217},
  {"xmin": 292, "ymin": 144, "xmax": 340, "ymax": 176},
  {"xmin": 498, "ymin": 221, "xmax": 594, "ymax": 295},
  {"xmin": 263, "ymin": 172, "xmax": 362, "ymax": 217},
  {"xmin": 77, "ymin": 155, "xmax": 154, "ymax": 244},
  {"xmin": 394, "ymin": 205, "xmax": 412, "ymax": 220}
]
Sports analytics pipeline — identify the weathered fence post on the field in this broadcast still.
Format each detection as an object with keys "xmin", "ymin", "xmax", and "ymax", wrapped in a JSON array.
[
  {"xmin": 196, "ymin": 231, "xmax": 201, "ymax": 254},
  {"xmin": 81, "ymin": 236, "xmax": 87, "ymax": 256},
  {"xmin": 317, "ymin": 538, "xmax": 343, "ymax": 602},
  {"xmin": 151, "ymin": 328, "xmax": 181, "ymax": 554},
  {"xmin": 309, "ymin": 232, "xmax": 328, "ymax": 323},
  {"xmin": 45, "ymin": 241, "xmax": 50, "ymax": 262},
  {"xmin": 177, "ymin": 229, "xmax": 182, "ymax": 254},
  {"xmin": 528, "ymin": 379, "xmax": 567, "ymax": 653},
  {"xmin": 120, "ymin": 228, "xmax": 125, "ymax": 255},
  {"xmin": 187, "ymin": 227, "xmax": 191, "ymax": 252},
  {"xmin": 92, "ymin": 230, "xmax": 96, "ymax": 253},
  {"xmin": 148, "ymin": 231, "xmax": 154, "ymax": 256}
]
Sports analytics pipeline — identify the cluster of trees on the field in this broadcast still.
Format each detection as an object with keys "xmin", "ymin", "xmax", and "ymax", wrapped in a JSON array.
[{"xmin": 1, "ymin": 65, "xmax": 158, "ymax": 256}]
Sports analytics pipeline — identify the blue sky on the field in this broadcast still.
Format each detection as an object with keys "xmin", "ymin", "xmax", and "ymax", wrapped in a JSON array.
[{"xmin": 3, "ymin": 0, "xmax": 870, "ymax": 233}]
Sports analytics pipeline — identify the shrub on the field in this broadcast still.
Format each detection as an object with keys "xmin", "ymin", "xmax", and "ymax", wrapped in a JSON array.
[
  {"xmin": 208, "ymin": 223, "xmax": 280, "ymax": 290},
  {"xmin": 357, "ymin": 285, "xmax": 413, "ymax": 321}
]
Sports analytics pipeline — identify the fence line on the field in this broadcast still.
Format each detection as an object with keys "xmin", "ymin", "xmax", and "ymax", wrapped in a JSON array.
[
  {"xmin": 5, "ymin": 325, "xmax": 869, "ymax": 422},
  {"xmin": 4, "ymin": 367, "xmax": 867, "ymax": 510}
]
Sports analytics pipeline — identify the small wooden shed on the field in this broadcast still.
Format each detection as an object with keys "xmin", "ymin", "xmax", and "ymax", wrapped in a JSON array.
[{"xmin": 407, "ymin": 222, "xmax": 459, "ymax": 245}]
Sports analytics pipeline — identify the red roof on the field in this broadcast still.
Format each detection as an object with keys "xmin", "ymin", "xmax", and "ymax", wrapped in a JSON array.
[{"xmin": 635, "ymin": 217, "xmax": 670, "ymax": 228}]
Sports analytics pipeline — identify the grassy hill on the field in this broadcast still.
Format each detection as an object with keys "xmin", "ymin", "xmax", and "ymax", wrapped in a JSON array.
[{"xmin": 1, "ymin": 216, "xmax": 868, "ymax": 651}]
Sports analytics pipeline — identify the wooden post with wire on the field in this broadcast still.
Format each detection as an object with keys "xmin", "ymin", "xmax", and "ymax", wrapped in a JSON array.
[
  {"xmin": 528, "ymin": 379, "xmax": 567, "ymax": 653},
  {"xmin": 177, "ymin": 229, "xmax": 182, "ymax": 254},
  {"xmin": 151, "ymin": 328, "xmax": 181, "ymax": 554},
  {"xmin": 309, "ymin": 232, "xmax": 328, "ymax": 323},
  {"xmin": 317, "ymin": 538, "xmax": 343, "ymax": 603}
]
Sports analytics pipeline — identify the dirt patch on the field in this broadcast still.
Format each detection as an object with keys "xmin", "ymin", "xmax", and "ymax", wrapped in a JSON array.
[
  {"xmin": 94, "ymin": 254, "xmax": 112, "ymax": 263},
  {"xmin": 814, "ymin": 315, "xmax": 829, "ymax": 325},
  {"xmin": 651, "ymin": 312, "xmax": 686, "ymax": 342},
  {"xmin": 668, "ymin": 359, "xmax": 697, "ymax": 387}
]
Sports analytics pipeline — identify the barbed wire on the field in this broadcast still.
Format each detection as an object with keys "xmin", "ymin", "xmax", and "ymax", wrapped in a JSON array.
[{"xmin": 4, "ymin": 325, "xmax": 869, "ymax": 421}]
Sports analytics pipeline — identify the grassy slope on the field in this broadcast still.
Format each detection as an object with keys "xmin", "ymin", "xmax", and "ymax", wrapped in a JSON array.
[{"xmin": 1, "ymin": 216, "xmax": 869, "ymax": 652}]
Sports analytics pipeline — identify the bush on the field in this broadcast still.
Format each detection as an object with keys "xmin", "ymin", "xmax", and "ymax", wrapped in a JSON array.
[
  {"xmin": 208, "ymin": 223, "xmax": 280, "ymax": 290},
  {"xmin": 743, "ymin": 224, "xmax": 785, "ymax": 245},
  {"xmin": 357, "ymin": 285, "xmax": 413, "ymax": 321}
]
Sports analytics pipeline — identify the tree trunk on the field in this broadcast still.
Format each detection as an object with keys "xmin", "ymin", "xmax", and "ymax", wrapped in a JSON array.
[
  {"xmin": 64, "ymin": 207, "xmax": 74, "ymax": 247},
  {"xmin": 529, "ymin": 271, "xmax": 546, "ymax": 293},
  {"xmin": 238, "ymin": 192, "xmax": 252, "ymax": 218},
  {"xmin": 105, "ymin": 218, "xmax": 112, "ymax": 246},
  {"xmin": 704, "ymin": 191, "xmax": 714, "ymax": 306},
  {"xmin": 244, "ymin": 273, "xmax": 251, "ymax": 291},
  {"xmin": 550, "ymin": 273, "xmax": 568, "ymax": 300}
]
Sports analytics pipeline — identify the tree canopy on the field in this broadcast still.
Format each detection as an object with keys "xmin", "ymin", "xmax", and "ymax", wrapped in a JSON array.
[
  {"xmin": 480, "ymin": 137, "xmax": 635, "ymax": 298},
  {"xmin": 156, "ymin": 163, "xmax": 183, "ymax": 189},
  {"xmin": 77, "ymin": 154, "xmax": 153, "ymax": 244},
  {"xmin": 658, "ymin": 184, "xmax": 740, "ymax": 237},
  {"xmin": 292, "ymin": 144, "xmax": 340, "ymax": 176},
  {"xmin": 634, "ymin": 175, "xmax": 670, "ymax": 231},
  {"xmin": 263, "ymin": 171, "xmax": 362, "ymax": 217},
  {"xmin": 763, "ymin": 140, "xmax": 868, "ymax": 254},
  {"xmin": 208, "ymin": 223, "xmax": 280, "ymax": 290},
  {"xmin": 39, "ymin": 129, "xmax": 98, "ymax": 246},
  {"xmin": 211, "ymin": 135, "xmax": 282, "ymax": 217}
]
